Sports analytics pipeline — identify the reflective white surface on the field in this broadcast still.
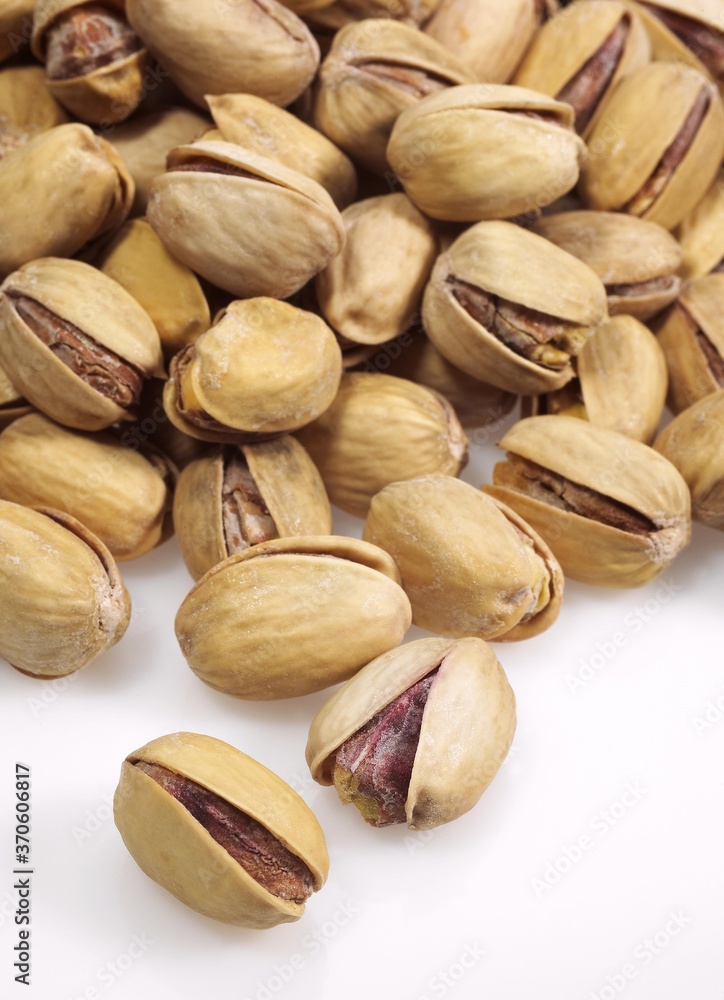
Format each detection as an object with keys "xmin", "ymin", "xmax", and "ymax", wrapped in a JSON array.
[{"xmin": 1, "ymin": 411, "xmax": 723, "ymax": 1000}]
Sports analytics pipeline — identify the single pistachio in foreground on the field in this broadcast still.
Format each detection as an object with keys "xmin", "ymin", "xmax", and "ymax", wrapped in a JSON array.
[
  {"xmin": 114, "ymin": 732, "xmax": 329, "ymax": 928},
  {"xmin": 307, "ymin": 637, "xmax": 516, "ymax": 830}
]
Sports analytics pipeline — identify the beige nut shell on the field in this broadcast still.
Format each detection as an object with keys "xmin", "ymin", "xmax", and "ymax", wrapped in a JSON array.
[
  {"xmin": 306, "ymin": 637, "xmax": 517, "ymax": 830},
  {"xmin": 174, "ymin": 437, "xmax": 332, "ymax": 581},
  {"xmin": 296, "ymin": 372, "xmax": 468, "ymax": 518},
  {"xmin": 676, "ymin": 168, "xmax": 724, "ymax": 280},
  {"xmin": 0, "ymin": 501, "xmax": 130, "ymax": 677},
  {"xmin": 423, "ymin": 220, "xmax": 608, "ymax": 395},
  {"xmin": 114, "ymin": 732, "xmax": 329, "ymax": 928},
  {"xmin": 175, "ymin": 536, "xmax": 412, "ymax": 699},
  {"xmin": 148, "ymin": 140, "xmax": 345, "ymax": 300},
  {"xmin": 0, "ymin": 413, "xmax": 175, "ymax": 560},
  {"xmin": 485, "ymin": 415, "xmax": 691, "ymax": 588},
  {"xmin": 362, "ymin": 473, "xmax": 563, "ymax": 640},
  {"xmin": 0, "ymin": 257, "xmax": 164, "ymax": 431}
]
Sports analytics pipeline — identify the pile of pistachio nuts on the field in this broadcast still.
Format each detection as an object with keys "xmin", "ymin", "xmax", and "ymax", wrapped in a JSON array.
[{"xmin": 1, "ymin": 0, "xmax": 723, "ymax": 930}]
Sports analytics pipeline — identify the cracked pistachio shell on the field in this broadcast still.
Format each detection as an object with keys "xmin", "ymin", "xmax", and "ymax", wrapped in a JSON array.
[
  {"xmin": 383, "ymin": 328, "xmax": 517, "ymax": 428},
  {"xmin": 296, "ymin": 372, "xmax": 468, "ymax": 518},
  {"xmin": 164, "ymin": 298, "xmax": 342, "ymax": 444},
  {"xmin": 0, "ymin": 123, "xmax": 134, "ymax": 279},
  {"xmin": 656, "ymin": 274, "xmax": 724, "ymax": 414},
  {"xmin": 422, "ymin": 221, "xmax": 608, "ymax": 395},
  {"xmin": 175, "ymin": 536, "xmax": 412, "ymax": 699},
  {"xmin": 363, "ymin": 473, "xmax": 564, "ymax": 641},
  {"xmin": 94, "ymin": 219, "xmax": 210, "ymax": 361},
  {"xmin": 315, "ymin": 194, "xmax": 438, "ymax": 345},
  {"xmin": 580, "ymin": 63, "xmax": 724, "ymax": 231},
  {"xmin": 314, "ymin": 20, "xmax": 474, "ymax": 174},
  {"xmin": 532, "ymin": 211, "xmax": 682, "ymax": 321},
  {"xmin": 525, "ymin": 315, "xmax": 668, "ymax": 443},
  {"xmin": 514, "ymin": 0, "xmax": 650, "ymax": 137},
  {"xmin": 0, "ymin": 0, "xmax": 34, "ymax": 63},
  {"xmin": 108, "ymin": 107, "xmax": 211, "ymax": 216},
  {"xmin": 127, "ymin": 0, "xmax": 319, "ymax": 109},
  {"xmin": 114, "ymin": 732, "xmax": 329, "ymax": 927},
  {"xmin": 0, "ymin": 501, "xmax": 130, "ymax": 677},
  {"xmin": 654, "ymin": 388, "xmax": 724, "ymax": 530},
  {"xmin": 306, "ymin": 637, "xmax": 516, "ymax": 831},
  {"xmin": 148, "ymin": 140, "xmax": 345, "ymax": 300},
  {"xmin": 0, "ymin": 66, "xmax": 68, "ymax": 158},
  {"xmin": 206, "ymin": 94, "xmax": 356, "ymax": 210},
  {"xmin": 387, "ymin": 84, "xmax": 586, "ymax": 222},
  {"xmin": 32, "ymin": 0, "xmax": 149, "ymax": 125},
  {"xmin": 629, "ymin": 0, "xmax": 724, "ymax": 85},
  {"xmin": 0, "ymin": 258, "xmax": 164, "ymax": 432},
  {"xmin": 484, "ymin": 415, "xmax": 691, "ymax": 587},
  {"xmin": 425, "ymin": 0, "xmax": 557, "ymax": 83},
  {"xmin": 0, "ymin": 362, "xmax": 32, "ymax": 429},
  {"xmin": 0, "ymin": 413, "xmax": 175, "ymax": 561},
  {"xmin": 174, "ymin": 437, "xmax": 332, "ymax": 581},
  {"xmin": 676, "ymin": 168, "xmax": 724, "ymax": 279}
]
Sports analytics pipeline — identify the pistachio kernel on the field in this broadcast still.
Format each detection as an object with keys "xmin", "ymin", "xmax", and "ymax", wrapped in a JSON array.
[
  {"xmin": 221, "ymin": 449, "xmax": 279, "ymax": 553},
  {"xmin": 45, "ymin": 4, "xmax": 141, "ymax": 81}
]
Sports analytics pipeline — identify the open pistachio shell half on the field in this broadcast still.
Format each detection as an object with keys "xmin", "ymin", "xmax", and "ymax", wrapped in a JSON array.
[
  {"xmin": 423, "ymin": 220, "xmax": 608, "ymax": 395},
  {"xmin": 114, "ymin": 732, "xmax": 329, "ymax": 928},
  {"xmin": 175, "ymin": 536, "xmax": 412, "ymax": 699},
  {"xmin": 306, "ymin": 637, "xmax": 516, "ymax": 830},
  {"xmin": 484, "ymin": 415, "xmax": 691, "ymax": 587},
  {"xmin": 0, "ymin": 501, "xmax": 130, "ymax": 677},
  {"xmin": 363, "ymin": 473, "xmax": 563, "ymax": 641},
  {"xmin": 174, "ymin": 437, "xmax": 332, "ymax": 581}
]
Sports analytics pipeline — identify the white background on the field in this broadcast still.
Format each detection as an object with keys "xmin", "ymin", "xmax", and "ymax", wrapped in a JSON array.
[{"xmin": 1, "ymin": 409, "xmax": 723, "ymax": 1000}]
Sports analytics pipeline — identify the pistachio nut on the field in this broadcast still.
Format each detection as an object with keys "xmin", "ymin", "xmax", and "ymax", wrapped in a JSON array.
[
  {"xmin": 175, "ymin": 536, "xmax": 412, "ymax": 699},
  {"xmin": 676, "ymin": 168, "xmax": 724, "ymax": 279},
  {"xmin": 315, "ymin": 194, "xmax": 438, "ymax": 345},
  {"xmin": 382, "ymin": 327, "xmax": 517, "ymax": 428},
  {"xmin": 108, "ymin": 106, "xmax": 211, "ymax": 216},
  {"xmin": 0, "ymin": 65, "xmax": 68, "ymax": 159},
  {"xmin": 174, "ymin": 438, "xmax": 332, "ymax": 581},
  {"xmin": 205, "ymin": 93, "xmax": 357, "ymax": 210},
  {"xmin": 126, "ymin": 0, "xmax": 319, "ymax": 109},
  {"xmin": 31, "ymin": 0, "xmax": 148, "ymax": 124},
  {"xmin": 514, "ymin": 1, "xmax": 650, "ymax": 136},
  {"xmin": 632, "ymin": 0, "xmax": 724, "ymax": 89},
  {"xmin": 0, "ymin": 258, "xmax": 164, "ymax": 432},
  {"xmin": 580, "ymin": 62, "xmax": 724, "ymax": 231},
  {"xmin": 523, "ymin": 315, "xmax": 667, "ymax": 443},
  {"xmin": 422, "ymin": 221, "xmax": 608, "ymax": 395},
  {"xmin": 0, "ymin": 413, "xmax": 175, "ymax": 561},
  {"xmin": 93, "ymin": 219, "xmax": 210, "ymax": 361},
  {"xmin": 164, "ymin": 298, "xmax": 341, "ymax": 444},
  {"xmin": 388, "ymin": 83, "xmax": 587, "ymax": 222},
  {"xmin": 0, "ymin": 501, "xmax": 130, "ymax": 678},
  {"xmin": 0, "ymin": 0, "xmax": 35, "ymax": 63},
  {"xmin": 654, "ymin": 388, "xmax": 724, "ymax": 530},
  {"xmin": 306, "ymin": 637, "xmax": 516, "ymax": 830},
  {"xmin": 296, "ymin": 372, "xmax": 468, "ymax": 517},
  {"xmin": 532, "ymin": 211, "xmax": 682, "ymax": 321},
  {"xmin": 484, "ymin": 415, "xmax": 691, "ymax": 587},
  {"xmin": 314, "ymin": 19, "xmax": 473, "ymax": 174},
  {"xmin": 114, "ymin": 733, "xmax": 329, "ymax": 927},
  {"xmin": 0, "ymin": 362, "xmax": 32, "ymax": 430},
  {"xmin": 148, "ymin": 140, "xmax": 345, "ymax": 300},
  {"xmin": 0, "ymin": 123, "xmax": 133, "ymax": 279},
  {"xmin": 425, "ymin": 0, "xmax": 557, "ymax": 83},
  {"xmin": 363, "ymin": 473, "xmax": 564, "ymax": 641},
  {"xmin": 655, "ymin": 274, "xmax": 724, "ymax": 413}
]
